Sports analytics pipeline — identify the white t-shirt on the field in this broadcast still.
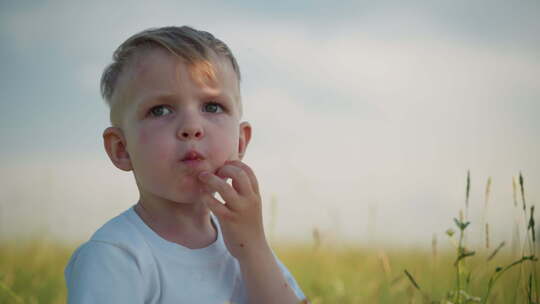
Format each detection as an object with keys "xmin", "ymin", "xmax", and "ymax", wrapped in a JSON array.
[{"xmin": 65, "ymin": 206, "xmax": 305, "ymax": 304}]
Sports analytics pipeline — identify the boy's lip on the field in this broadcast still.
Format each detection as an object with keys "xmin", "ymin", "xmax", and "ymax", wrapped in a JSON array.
[{"xmin": 181, "ymin": 150, "xmax": 205, "ymax": 162}]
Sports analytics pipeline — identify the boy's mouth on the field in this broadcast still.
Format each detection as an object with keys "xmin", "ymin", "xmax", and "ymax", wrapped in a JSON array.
[{"xmin": 181, "ymin": 150, "xmax": 205, "ymax": 162}]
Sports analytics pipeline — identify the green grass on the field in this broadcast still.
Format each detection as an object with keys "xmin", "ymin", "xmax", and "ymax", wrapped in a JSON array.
[
  {"xmin": 275, "ymin": 243, "xmax": 537, "ymax": 303},
  {"xmin": 0, "ymin": 240, "xmax": 536, "ymax": 303},
  {"xmin": 0, "ymin": 172, "xmax": 537, "ymax": 303},
  {"xmin": 0, "ymin": 240, "xmax": 72, "ymax": 304}
]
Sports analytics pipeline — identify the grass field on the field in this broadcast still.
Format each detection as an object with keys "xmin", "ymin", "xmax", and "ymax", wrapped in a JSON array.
[
  {"xmin": 0, "ymin": 239, "xmax": 537, "ymax": 303},
  {"xmin": 1, "ymin": 173, "xmax": 537, "ymax": 303}
]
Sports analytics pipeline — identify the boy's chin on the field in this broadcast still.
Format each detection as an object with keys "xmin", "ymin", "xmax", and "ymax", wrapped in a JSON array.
[{"xmin": 171, "ymin": 187, "xmax": 214, "ymax": 205}]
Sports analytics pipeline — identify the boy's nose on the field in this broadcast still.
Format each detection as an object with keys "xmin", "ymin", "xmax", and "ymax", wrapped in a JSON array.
[
  {"xmin": 177, "ymin": 124, "xmax": 204, "ymax": 140},
  {"xmin": 177, "ymin": 109, "xmax": 205, "ymax": 140},
  {"xmin": 179, "ymin": 128, "xmax": 203, "ymax": 140}
]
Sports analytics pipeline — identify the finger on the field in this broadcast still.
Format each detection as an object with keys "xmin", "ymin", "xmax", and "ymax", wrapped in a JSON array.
[
  {"xmin": 226, "ymin": 160, "xmax": 260, "ymax": 195},
  {"xmin": 201, "ymin": 193, "xmax": 234, "ymax": 220},
  {"xmin": 198, "ymin": 171, "xmax": 239, "ymax": 205},
  {"xmin": 216, "ymin": 164, "xmax": 252, "ymax": 196}
]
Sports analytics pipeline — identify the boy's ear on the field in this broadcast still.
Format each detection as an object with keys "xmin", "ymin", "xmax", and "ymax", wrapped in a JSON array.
[
  {"xmin": 238, "ymin": 122, "xmax": 252, "ymax": 160},
  {"xmin": 103, "ymin": 127, "xmax": 133, "ymax": 171}
]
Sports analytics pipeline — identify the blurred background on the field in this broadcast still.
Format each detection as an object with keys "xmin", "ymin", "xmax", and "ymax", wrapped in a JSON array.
[{"xmin": 1, "ymin": 0, "xmax": 539, "ymax": 250}]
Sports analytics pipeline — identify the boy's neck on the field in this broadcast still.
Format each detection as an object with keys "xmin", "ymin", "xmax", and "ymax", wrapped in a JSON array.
[{"xmin": 134, "ymin": 197, "xmax": 217, "ymax": 249}]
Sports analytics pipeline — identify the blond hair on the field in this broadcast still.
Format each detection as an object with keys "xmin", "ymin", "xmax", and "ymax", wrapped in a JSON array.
[{"xmin": 100, "ymin": 26, "xmax": 241, "ymax": 127}]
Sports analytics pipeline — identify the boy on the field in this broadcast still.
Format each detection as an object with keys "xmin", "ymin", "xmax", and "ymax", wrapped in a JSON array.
[{"xmin": 65, "ymin": 26, "xmax": 306, "ymax": 304}]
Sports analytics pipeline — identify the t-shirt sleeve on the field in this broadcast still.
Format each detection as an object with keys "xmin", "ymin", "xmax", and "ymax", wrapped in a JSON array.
[
  {"xmin": 275, "ymin": 257, "xmax": 306, "ymax": 301},
  {"xmin": 65, "ymin": 240, "xmax": 145, "ymax": 304}
]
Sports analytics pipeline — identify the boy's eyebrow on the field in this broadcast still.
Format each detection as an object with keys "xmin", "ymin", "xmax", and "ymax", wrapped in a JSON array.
[
  {"xmin": 136, "ymin": 88, "xmax": 228, "ymax": 110},
  {"xmin": 136, "ymin": 92, "xmax": 176, "ymax": 108}
]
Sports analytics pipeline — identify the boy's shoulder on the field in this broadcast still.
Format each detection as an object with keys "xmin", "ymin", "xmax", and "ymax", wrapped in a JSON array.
[
  {"xmin": 65, "ymin": 207, "xmax": 161, "ymax": 303},
  {"xmin": 68, "ymin": 207, "xmax": 152, "ymax": 264},
  {"xmin": 89, "ymin": 206, "xmax": 142, "ymax": 245},
  {"xmin": 65, "ymin": 207, "xmax": 155, "ymax": 279},
  {"xmin": 80, "ymin": 206, "xmax": 156, "ymax": 265}
]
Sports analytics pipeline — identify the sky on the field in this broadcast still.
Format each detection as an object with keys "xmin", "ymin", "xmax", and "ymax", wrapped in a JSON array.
[{"xmin": 1, "ymin": 0, "xmax": 539, "ymax": 249}]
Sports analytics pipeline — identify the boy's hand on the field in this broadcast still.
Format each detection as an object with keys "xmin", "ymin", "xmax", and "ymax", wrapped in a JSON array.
[
  {"xmin": 198, "ymin": 161, "xmax": 302, "ymax": 303},
  {"xmin": 198, "ymin": 160, "xmax": 268, "ymax": 261}
]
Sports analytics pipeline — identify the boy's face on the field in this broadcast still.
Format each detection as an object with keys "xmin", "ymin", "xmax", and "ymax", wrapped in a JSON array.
[{"xmin": 105, "ymin": 48, "xmax": 250, "ymax": 204}]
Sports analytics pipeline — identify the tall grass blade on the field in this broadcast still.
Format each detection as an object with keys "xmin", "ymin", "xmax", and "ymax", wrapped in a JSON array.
[
  {"xmin": 529, "ymin": 205, "xmax": 536, "ymax": 243},
  {"xmin": 404, "ymin": 269, "xmax": 421, "ymax": 291},
  {"xmin": 466, "ymin": 170, "xmax": 471, "ymax": 219},
  {"xmin": 487, "ymin": 241, "xmax": 506, "ymax": 261},
  {"xmin": 519, "ymin": 172, "xmax": 526, "ymax": 211},
  {"xmin": 485, "ymin": 223, "xmax": 490, "ymax": 249},
  {"xmin": 484, "ymin": 176, "xmax": 492, "ymax": 208},
  {"xmin": 512, "ymin": 176, "xmax": 518, "ymax": 208},
  {"xmin": 528, "ymin": 273, "xmax": 533, "ymax": 304}
]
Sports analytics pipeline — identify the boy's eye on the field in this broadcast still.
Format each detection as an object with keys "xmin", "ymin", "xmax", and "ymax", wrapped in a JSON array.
[
  {"xmin": 149, "ymin": 105, "xmax": 172, "ymax": 117},
  {"xmin": 203, "ymin": 102, "xmax": 224, "ymax": 113}
]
